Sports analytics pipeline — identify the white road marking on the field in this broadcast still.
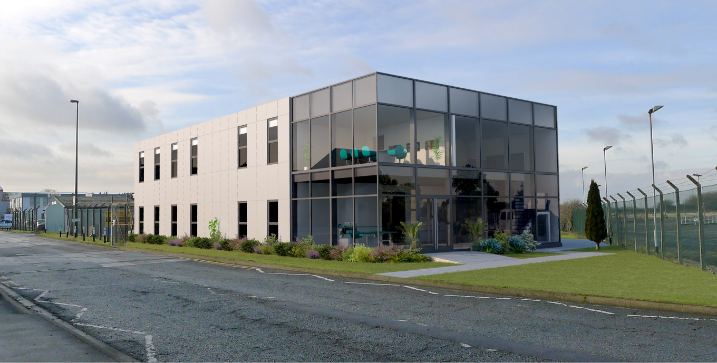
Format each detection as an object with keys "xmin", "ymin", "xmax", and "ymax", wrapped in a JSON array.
[
  {"xmin": 344, "ymin": 282, "xmax": 399, "ymax": 286},
  {"xmin": 145, "ymin": 335, "xmax": 158, "ymax": 362},
  {"xmin": 73, "ymin": 307, "xmax": 88, "ymax": 321},
  {"xmin": 460, "ymin": 343, "xmax": 471, "ymax": 348},
  {"xmin": 485, "ymin": 348, "xmax": 498, "ymax": 352},
  {"xmin": 568, "ymin": 305, "xmax": 615, "ymax": 315},
  {"xmin": 628, "ymin": 314, "xmax": 710, "ymax": 321},
  {"xmin": 34, "ymin": 290, "xmax": 49, "ymax": 301},
  {"xmin": 74, "ymin": 322, "xmax": 147, "ymax": 335}
]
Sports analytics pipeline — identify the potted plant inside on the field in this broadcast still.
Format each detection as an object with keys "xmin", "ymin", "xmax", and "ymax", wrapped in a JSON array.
[
  {"xmin": 432, "ymin": 136, "xmax": 443, "ymax": 165},
  {"xmin": 303, "ymin": 143, "xmax": 310, "ymax": 170}
]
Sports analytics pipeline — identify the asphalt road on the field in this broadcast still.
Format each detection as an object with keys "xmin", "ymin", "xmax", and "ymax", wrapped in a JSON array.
[{"xmin": 1, "ymin": 232, "xmax": 716, "ymax": 362}]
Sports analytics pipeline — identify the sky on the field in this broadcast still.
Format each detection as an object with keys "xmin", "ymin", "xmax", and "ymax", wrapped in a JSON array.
[{"xmin": 1, "ymin": 0, "xmax": 716, "ymax": 201}]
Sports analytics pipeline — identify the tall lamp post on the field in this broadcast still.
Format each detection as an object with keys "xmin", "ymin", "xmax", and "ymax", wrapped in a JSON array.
[
  {"xmin": 648, "ymin": 105, "xmax": 663, "ymax": 252},
  {"xmin": 581, "ymin": 166, "xmax": 589, "ymax": 203},
  {"xmin": 603, "ymin": 146, "xmax": 612, "ymax": 239},
  {"xmin": 71, "ymin": 99, "xmax": 79, "ymax": 236}
]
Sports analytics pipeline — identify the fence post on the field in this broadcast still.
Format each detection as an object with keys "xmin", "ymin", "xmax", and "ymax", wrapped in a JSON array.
[
  {"xmin": 610, "ymin": 196, "xmax": 620, "ymax": 247},
  {"xmin": 637, "ymin": 188, "xmax": 648, "ymax": 253},
  {"xmin": 626, "ymin": 191, "xmax": 638, "ymax": 252},
  {"xmin": 617, "ymin": 193, "xmax": 627, "ymax": 247},
  {"xmin": 685, "ymin": 175, "xmax": 705, "ymax": 271},
  {"xmin": 652, "ymin": 184, "xmax": 665, "ymax": 259},
  {"xmin": 665, "ymin": 180, "xmax": 681, "ymax": 264},
  {"xmin": 603, "ymin": 198, "xmax": 612, "ymax": 244}
]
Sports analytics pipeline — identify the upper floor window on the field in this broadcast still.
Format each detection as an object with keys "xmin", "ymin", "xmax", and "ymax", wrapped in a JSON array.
[
  {"xmin": 267, "ymin": 118, "xmax": 278, "ymax": 164},
  {"xmin": 190, "ymin": 138, "xmax": 198, "ymax": 175},
  {"xmin": 154, "ymin": 148, "xmax": 161, "ymax": 180},
  {"xmin": 139, "ymin": 152, "xmax": 145, "ymax": 182},
  {"xmin": 171, "ymin": 143, "xmax": 178, "ymax": 178},
  {"xmin": 238, "ymin": 126, "xmax": 247, "ymax": 168}
]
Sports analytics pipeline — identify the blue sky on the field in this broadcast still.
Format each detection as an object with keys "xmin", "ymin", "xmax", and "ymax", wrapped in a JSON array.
[{"xmin": 1, "ymin": 0, "xmax": 716, "ymax": 199}]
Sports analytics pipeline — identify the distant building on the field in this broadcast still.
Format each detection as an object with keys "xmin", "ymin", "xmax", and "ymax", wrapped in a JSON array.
[
  {"xmin": 45, "ymin": 194, "xmax": 133, "ymax": 235},
  {"xmin": 0, "ymin": 186, "xmax": 10, "ymax": 215}
]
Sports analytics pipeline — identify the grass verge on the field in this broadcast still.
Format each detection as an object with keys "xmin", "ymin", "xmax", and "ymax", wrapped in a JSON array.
[
  {"xmin": 126, "ymin": 242, "xmax": 459, "ymax": 274},
  {"xmin": 31, "ymin": 231, "xmax": 111, "ymax": 246},
  {"xmin": 417, "ymin": 246, "xmax": 717, "ymax": 306},
  {"xmin": 503, "ymin": 252, "xmax": 563, "ymax": 259},
  {"xmin": 560, "ymin": 232, "xmax": 585, "ymax": 239}
]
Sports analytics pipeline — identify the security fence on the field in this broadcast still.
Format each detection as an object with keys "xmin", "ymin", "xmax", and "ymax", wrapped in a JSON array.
[{"xmin": 574, "ymin": 169, "xmax": 717, "ymax": 274}]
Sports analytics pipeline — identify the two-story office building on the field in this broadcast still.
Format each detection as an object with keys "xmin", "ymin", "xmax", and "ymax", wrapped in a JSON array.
[{"xmin": 134, "ymin": 72, "xmax": 560, "ymax": 251}]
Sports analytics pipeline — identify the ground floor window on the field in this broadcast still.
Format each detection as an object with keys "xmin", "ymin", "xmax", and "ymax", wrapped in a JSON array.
[
  {"xmin": 171, "ymin": 205, "xmax": 177, "ymax": 237},
  {"xmin": 138, "ymin": 207, "xmax": 144, "ymax": 234},
  {"xmin": 268, "ymin": 201, "xmax": 278, "ymax": 237},
  {"xmin": 238, "ymin": 202, "xmax": 247, "ymax": 238},
  {"xmin": 190, "ymin": 204, "xmax": 197, "ymax": 237},
  {"xmin": 154, "ymin": 206, "xmax": 159, "ymax": 235}
]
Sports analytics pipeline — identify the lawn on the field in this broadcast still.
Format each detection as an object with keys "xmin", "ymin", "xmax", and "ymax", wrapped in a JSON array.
[
  {"xmin": 560, "ymin": 231, "xmax": 585, "ymax": 239},
  {"xmin": 417, "ymin": 246, "xmax": 717, "ymax": 306},
  {"xmin": 126, "ymin": 242, "xmax": 459, "ymax": 274},
  {"xmin": 30, "ymin": 231, "xmax": 112, "ymax": 246}
]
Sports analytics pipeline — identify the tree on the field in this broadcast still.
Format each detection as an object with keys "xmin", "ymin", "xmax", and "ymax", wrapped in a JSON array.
[
  {"xmin": 560, "ymin": 198, "xmax": 583, "ymax": 232},
  {"xmin": 584, "ymin": 180, "xmax": 607, "ymax": 249}
]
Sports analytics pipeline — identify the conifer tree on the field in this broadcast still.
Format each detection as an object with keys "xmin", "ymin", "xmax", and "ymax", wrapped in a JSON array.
[{"xmin": 584, "ymin": 180, "xmax": 607, "ymax": 249}]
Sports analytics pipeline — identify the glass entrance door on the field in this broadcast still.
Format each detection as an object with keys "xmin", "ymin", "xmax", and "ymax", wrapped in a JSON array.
[{"xmin": 418, "ymin": 198, "xmax": 451, "ymax": 252}]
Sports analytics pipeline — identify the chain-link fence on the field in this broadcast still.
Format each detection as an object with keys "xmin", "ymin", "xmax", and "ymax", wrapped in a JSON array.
[{"xmin": 573, "ymin": 168, "xmax": 717, "ymax": 274}]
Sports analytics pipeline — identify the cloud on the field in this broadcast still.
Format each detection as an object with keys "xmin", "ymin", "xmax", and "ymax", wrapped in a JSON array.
[
  {"xmin": 58, "ymin": 142, "xmax": 114, "ymax": 158},
  {"xmin": 0, "ymin": 138, "xmax": 57, "ymax": 161},
  {"xmin": 584, "ymin": 126, "xmax": 631, "ymax": 145},
  {"xmin": 203, "ymin": 0, "xmax": 274, "ymax": 37},
  {"xmin": 618, "ymin": 113, "xmax": 665, "ymax": 129},
  {"xmin": 341, "ymin": 55, "xmax": 374, "ymax": 75},
  {"xmin": 653, "ymin": 134, "xmax": 688, "ymax": 148}
]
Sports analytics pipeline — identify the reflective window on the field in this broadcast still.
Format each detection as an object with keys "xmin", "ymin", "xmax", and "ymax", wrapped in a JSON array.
[
  {"xmin": 378, "ymin": 105, "xmax": 412, "ymax": 164},
  {"xmin": 311, "ymin": 116, "xmax": 330, "ymax": 169},
  {"xmin": 535, "ymin": 128, "xmax": 558, "ymax": 172},
  {"xmin": 267, "ymin": 118, "xmax": 278, "ymax": 164},
  {"xmin": 453, "ymin": 197, "xmax": 482, "ymax": 249},
  {"xmin": 355, "ymin": 197, "xmax": 378, "ymax": 247},
  {"xmin": 332, "ymin": 82, "xmax": 352, "ymax": 112},
  {"xmin": 481, "ymin": 93, "xmax": 507, "ymax": 121},
  {"xmin": 450, "ymin": 88, "xmax": 479, "ymax": 117},
  {"xmin": 452, "ymin": 116, "xmax": 480, "ymax": 168},
  {"xmin": 333, "ymin": 198, "xmax": 353, "ymax": 247},
  {"xmin": 482, "ymin": 120, "xmax": 508, "ymax": 170},
  {"xmin": 154, "ymin": 148, "xmax": 160, "ymax": 180},
  {"xmin": 238, "ymin": 202, "xmax": 247, "ymax": 237},
  {"xmin": 483, "ymin": 172, "xmax": 508, "ymax": 196},
  {"xmin": 536, "ymin": 198, "xmax": 560, "ymax": 242},
  {"xmin": 333, "ymin": 169, "xmax": 352, "ymax": 196},
  {"xmin": 512, "ymin": 197, "xmax": 536, "ymax": 237},
  {"xmin": 536, "ymin": 174, "xmax": 558, "ymax": 197},
  {"xmin": 508, "ymin": 99, "xmax": 532, "ymax": 124},
  {"xmin": 238, "ymin": 126, "xmax": 247, "ymax": 168},
  {"xmin": 510, "ymin": 173, "xmax": 535, "ymax": 197},
  {"xmin": 312, "ymin": 199, "xmax": 330, "ymax": 245},
  {"xmin": 139, "ymin": 152, "xmax": 145, "ymax": 182},
  {"xmin": 379, "ymin": 166, "xmax": 414, "ymax": 195},
  {"xmin": 354, "ymin": 75, "xmax": 376, "ymax": 107},
  {"xmin": 292, "ymin": 121, "xmax": 310, "ymax": 171},
  {"xmin": 484, "ymin": 197, "xmax": 510, "ymax": 237},
  {"xmin": 293, "ymin": 94, "xmax": 310, "ymax": 121},
  {"xmin": 190, "ymin": 138, "xmax": 198, "ymax": 175},
  {"xmin": 171, "ymin": 144, "xmax": 178, "ymax": 177},
  {"xmin": 190, "ymin": 204, "xmax": 198, "ymax": 236},
  {"xmin": 353, "ymin": 105, "xmax": 377, "ymax": 164},
  {"xmin": 417, "ymin": 168, "xmax": 450, "ymax": 195},
  {"xmin": 510, "ymin": 124, "xmax": 533, "ymax": 171},
  {"xmin": 377, "ymin": 74, "xmax": 412, "ymax": 107},
  {"xmin": 268, "ymin": 201, "xmax": 279, "ymax": 237},
  {"xmin": 452, "ymin": 170, "xmax": 482, "ymax": 196},
  {"xmin": 415, "ymin": 81, "xmax": 447, "ymax": 112},
  {"xmin": 354, "ymin": 167, "xmax": 377, "ymax": 195},
  {"xmin": 311, "ymin": 88, "xmax": 330, "ymax": 117},
  {"xmin": 381, "ymin": 196, "xmax": 416, "ymax": 245},
  {"xmin": 534, "ymin": 104, "xmax": 556, "ymax": 128},
  {"xmin": 416, "ymin": 110, "xmax": 447, "ymax": 166},
  {"xmin": 332, "ymin": 111, "xmax": 353, "ymax": 167},
  {"xmin": 293, "ymin": 173, "xmax": 310, "ymax": 198},
  {"xmin": 312, "ymin": 171, "xmax": 330, "ymax": 198},
  {"xmin": 293, "ymin": 200, "xmax": 310, "ymax": 240}
]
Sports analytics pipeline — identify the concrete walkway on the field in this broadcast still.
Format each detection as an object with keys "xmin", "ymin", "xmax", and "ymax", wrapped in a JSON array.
[{"xmin": 379, "ymin": 238, "xmax": 612, "ymax": 278}]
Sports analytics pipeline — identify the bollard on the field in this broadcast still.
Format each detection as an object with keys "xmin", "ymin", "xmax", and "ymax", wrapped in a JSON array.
[
  {"xmin": 93, "ymin": 235, "xmax": 95, "ymax": 242},
  {"xmin": 82, "ymin": 233, "xmax": 85, "ymax": 241}
]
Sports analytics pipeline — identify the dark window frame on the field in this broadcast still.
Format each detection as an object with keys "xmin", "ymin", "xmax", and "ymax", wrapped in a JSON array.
[
  {"xmin": 171, "ymin": 205, "xmax": 177, "ymax": 237},
  {"xmin": 171, "ymin": 143, "xmax": 178, "ymax": 178},
  {"xmin": 190, "ymin": 204, "xmax": 198, "ymax": 237},
  {"xmin": 139, "ymin": 152, "xmax": 145, "ymax": 183},
  {"xmin": 154, "ymin": 205, "xmax": 160, "ymax": 235},
  {"xmin": 190, "ymin": 138, "xmax": 198, "ymax": 175},
  {"xmin": 238, "ymin": 125, "xmax": 248, "ymax": 168},
  {"xmin": 154, "ymin": 147, "xmax": 161, "ymax": 180},
  {"xmin": 139, "ymin": 206, "xmax": 144, "ymax": 234},
  {"xmin": 267, "ymin": 118, "xmax": 278, "ymax": 165},
  {"xmin": 268, "ymin": 200, "xmax": 279, "ymax": 237},
  {"xmin": 238, "ymin": 202, "xmax": 247, "ymax": 238}
]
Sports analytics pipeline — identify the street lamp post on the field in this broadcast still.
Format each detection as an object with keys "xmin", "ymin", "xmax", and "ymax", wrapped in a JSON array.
[
  {"xmin": 71, "ymin": 99, "xmax": 79, "ymax": 236},
  {"xmin": 603, "ymin": 146, "xmax": 612, "ymax": 240},
  {"xmin": 581, "ymin": 166, "xmax": 589, "ymax": 203},
  {"xmin": 648, "ymin": 105, "xmax": 663, "ymax": 253}
]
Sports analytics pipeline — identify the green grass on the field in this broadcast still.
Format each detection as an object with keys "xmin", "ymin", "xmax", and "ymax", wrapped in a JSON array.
[
  {"xmin": 417, "ymin": 246, "xmax": 717, "ymax": 306},
  {"xmin": 6, "ymin": 229, "xmax": 32, "ymax": 233},
  {"xmin": 126, "ymin": 242, "xmax": 459, "ymax": 274},
  {"xmin": 503, "ymin": 252, "xmax": 563, "ymax": 259},
  {"xmin": 21, "ymin": 231, "xmax": 113, "ymax": 246},
  {"xmin": 560, "ymin": 231, "xmax": 585, "ymax": 239}
]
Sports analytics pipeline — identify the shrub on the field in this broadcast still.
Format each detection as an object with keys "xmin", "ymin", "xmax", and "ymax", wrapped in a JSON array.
[
  {"xmin": 292, "ymin": 244, "xmax": 309, "ymax": 258},
  {"xmin": 253, "ymin": 245, "xmax": 262, "ymax": 254},
  {"xmin": 507, "ymin": 236, "xmax": 526, "ymax": 253},
  {"xmin": 128, "ymin": 233, "xmax": 137, "ymax": 242},
  {"xmin": 264, "ymin": 234, "xmax": 280, "ymax": 246},
  {"xmin": 344, "ymin": 244, "xmax": 372, "ymax": 262},
  {"xmin": 168, "ymin": 239, "xmax": 183, "ymax": 247},
  {"xmin": 145, "ymin": 234, "xmax": 168, "ymax": 245},
  {"xmin": 185, "ymin": 237, "xmax": 196, "ymax": 248},
  {"xmin": 193, "ymin": 237, "xmax": 213, "ymax": 249},
  {"xmin": 398, "ymin": 221, "xmax": 422, "ymax": 249},
  {"xmin": 214, "ymin": 242, "xmax": 222, "ymax": 250},
  {"xmin": 462, "ymin": 219, "xmax": 485, "ymax": 243},
  {"xmin": 136, "ymin": 234, "xmax": 148, "ymax": 243},
  {"xmin": 473, "ymin": 238, "xmax": 504, "ymax": 254},
  {"xmin": 259, "ymin": 244, "xmax": 273, "ymax": 255},
  {"xmin": 240, "ymin": 239, "xmax": 260, "ymax": 253},
  {"xmin": 492, "ymin": 230, "xmax": 509, "ymax": 253},
  {"xmin": 307, "ymin": 250, "xmax": 320, "ymax": 259},
  {"xmin": 219, "ymin": 238, "xmax": 232, "ymax": 251},
  {"xmin": 370, "ymin": 246, "xmax": 399, "ymax": 263},
  {"xmin": 314, "ymin": 244, "xmax": 334, "ymax": 260},
  {"xmin": 518, "ymin": 230, "xmax": 539, "ymax": 252},
  {"xmin": 329, "ymin": 246, "xmax": 346, "ymax": 261},
  {"xmin": 227, "ymin": 236, "xmax": 245, "ymax": 251},
  {"xmin": 273, "ymin": 242, "xmax": 293, "ymax": 256}
]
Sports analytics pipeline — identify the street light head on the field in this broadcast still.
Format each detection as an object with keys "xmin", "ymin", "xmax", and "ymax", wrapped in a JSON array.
[
  {"xmin": 582, "ymin": 166, "xmax": 588, "ymax": 170},
  {"xmin": 604, "ymin": 145, "xmax": 612, "ymax": 151},
  {"xmin": 70, "ymin": 99, "xmax": 79, "ymax": 103},
  {"xmin": 648, "ymin": 105, "xmax": 663, "ymax": 114},
  {"xmin": 693, "ymin": 173, "xmax": 702, "ymax": 177}
]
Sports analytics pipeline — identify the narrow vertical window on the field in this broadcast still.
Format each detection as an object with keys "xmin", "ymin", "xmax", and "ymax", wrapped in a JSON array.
[
  {"xmin": 154, "ymin": 206, "xmax": 160, "ymax": 235},
  {"xmin": 238, "ymin": 126, "xmax": 248, "ymax": 168},
  {"xmin": 268, "ymin": 201, "xmax": 278, "ymax": 237},
  {"xmin": 267, "ymin": 118, "xmax": 278, "ymax": 164},
  {"xmin": 139, "ymin": 207, "xmax": 144, "ymax": 234},
  {"xmin": 190, "ymin": 204, "xmax": 198, "ymax": 237},
  {"xmin": 171, "ymin": 143, "xmax": 178, "ymax": 178},
  {"xmin": 171, "ymin": 205, "xmax": 177, "ymax": 237},
  {"xmin": 190, "ymin": 138, "xmax": 198, "ymax": 175},
  {"xmin": 238, "ymin": 202, "xmax": 247, "ymax": 237},
  {"xmin": 154, "ymin": 148, "xmax": 161, "ymax": 180},
  {"xmin": 139, "ymin": 152, "xmax": 145, "ymax": 182}
]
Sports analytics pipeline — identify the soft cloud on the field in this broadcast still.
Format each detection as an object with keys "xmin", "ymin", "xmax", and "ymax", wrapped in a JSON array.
[
  {"xmin": 584, "ymin": 126, "xmax": 631, "ymax": 145},
  {"xmin": 618, "ymin": 113, "xmax": 664, "ymax": 128},
  {"xmin": 654, "ymin": 134, "xmax": 688, "ymax": 148},
  {"xmin": 58, "ymin": 142, "xmax": 114, "ymax": 158},
  {"xmin": 204, "ymin": 0, "xmax": 274, "ymax": 37}
]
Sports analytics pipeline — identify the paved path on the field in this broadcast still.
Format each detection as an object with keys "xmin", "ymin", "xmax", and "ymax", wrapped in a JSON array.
[
  {"xmin": 380, "ymin": 239, "xmax": 612, "ymax": 278},
  {"xmin": 2, "ymin": 232, "xmax": 715, "ymax": 362}
]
